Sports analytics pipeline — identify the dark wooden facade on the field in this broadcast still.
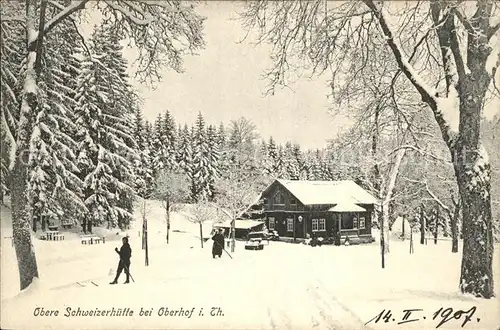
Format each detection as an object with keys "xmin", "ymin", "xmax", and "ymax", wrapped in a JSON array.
[{"xmin": 261, "ymin": 181, "xmax": 374, "ymax": 242}]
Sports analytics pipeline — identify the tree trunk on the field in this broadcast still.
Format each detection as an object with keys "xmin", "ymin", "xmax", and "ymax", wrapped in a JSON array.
[
  {"xmin": 434, "ymin": 207, "xmax": 439, "ymax": 244},
  {"xmin": 32, "ymin": 216, "xmax": 37, "ymax": 232},
  {"xmin": 453, "ymin": 22, "xmax": 495, "ymax": 296},
  {"xmin": 454, "ymin": 143, "xmax": 494, "ymax": 297},
  {"xmin": 10, "ymin": 0, "xmax": 41, "ymax": 291},
  {"xmin": 362, "ymin": 0, "xmax": 496, "ymax": 299},
  {"xmin": 380, "ymin": 204, "xmax": 385, "ymax": 269},
  {"xmin": 230, "ymin": 218, "xmax": 235, "ymax": 253},
  {"xmin": 409, "ymin": 225, "xmax": 414, "ymax": 254},
  {"xmin": 381, "ymin": 148, "xmax": 406, "ymax": 254},
  {"xmin": 166, "ymin": 197, "xmax": 170, "ymax": 243},
  {"xmin": 199, "ymin": 222, "xmax": 203, "ymax": 248},
  {"xmin": 420, "ymin": 206, "xmax": 425, "ymax": 245},
  {"xmin": 144, "ymin": 219, "xmax": 149, "ymax": 266},
  {"xmin": 401, "ymin": 216, "xmax": 405, "ymax": 240},
  {"xmin": 451, "ymin": 197, "xmax": 460, "ymax": 253}
]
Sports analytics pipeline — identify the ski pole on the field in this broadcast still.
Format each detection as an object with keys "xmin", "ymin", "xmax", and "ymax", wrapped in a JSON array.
[
  {"xmin": 115, "ymin": 251, "xmax": 135, "ymax": 283},
  {"xmin": 215, "ymin": 240, "xmax": 233, "ymax": 259}
]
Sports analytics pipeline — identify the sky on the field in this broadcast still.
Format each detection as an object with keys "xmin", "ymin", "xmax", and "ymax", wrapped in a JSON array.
[
  {"xmin": 123, "ymin": 1, "xmax": 346, "ymax": 150},
  {"xmin": 82, "ymin": 1, "xmax": 499, "ymax": 150}
]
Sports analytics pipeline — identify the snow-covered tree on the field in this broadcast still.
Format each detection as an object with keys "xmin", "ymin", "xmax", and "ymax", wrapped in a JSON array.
[
  {"xmin": 6, "ymin": 0, "xmax": 205, "ymax": 291},
  {"xmin": 176, "ymin": 124, "xmax": 193, "ymax": 176},
  {"xmin": 283, "ymin": 142, "xmax": 300, "ymax": 180},
  {"xmin": 0, "ymin": 122, "xmax": 11, "ymax": 203},
  {"xmin": 191, "ymin": 112, "xmax": 211, "ymax": 201},
  {"xmin": 213, "ymin": 167, "xmax": 261, "ymax": 252},
  {"xmin": 183, "ymin": 198, "xmax": 215, "ymax": 248},
  {"xmin": 242, "ymin": 0, "xmax": 500, "ymax": 297},
  {"xmin": 206, "ymin": 124, "xmax": 221, "ymax": 199},
  {"xmin": 227, "ymin": 117, "xmax": 259, "ymax": 171},
  {"xmin": 27, "ymin": 15, "xmax": 86, "ymax": 231},
  {"xmin": 162, "ymin": 110, "xmax": 177, "ymax": 170},
  {"xmin": 151, "ymin": 113, "xmax": 165, "ymax": 174},
  {"xmin": 133, "ymin": 107, "xmax": 154, "ymax": 198},
  {"xmin": 154, "ymin": 169, "xmax": 190, "ymax": 243}
]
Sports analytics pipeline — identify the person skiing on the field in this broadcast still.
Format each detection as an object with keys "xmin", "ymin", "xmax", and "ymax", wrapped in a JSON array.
[
  {"xmin": 110, "ymin": 236, "xmax": 132, "ymax": 284},
  {"xmin": 211, "ymin": 228, "xmax": 225, "ymax": 259}
]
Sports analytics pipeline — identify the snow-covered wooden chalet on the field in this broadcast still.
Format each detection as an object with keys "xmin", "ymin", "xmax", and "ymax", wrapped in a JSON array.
[{"xmin": 260, "ymin": 179, "xmax": 378, "ymax": 244}]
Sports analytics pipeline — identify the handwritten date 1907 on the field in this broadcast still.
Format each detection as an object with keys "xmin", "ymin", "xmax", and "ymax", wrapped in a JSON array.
[{"xmin": 365, "ymin": 306, "xmax": 479, "ymax": 328}]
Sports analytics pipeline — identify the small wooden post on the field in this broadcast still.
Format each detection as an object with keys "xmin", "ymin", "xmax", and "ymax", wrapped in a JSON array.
[
  {"xmin": 144, "ymin": 219, "xmax": 149, "ymax": 266},
  {"xmin": 409, "ymin": 225, "xmax": 414, "ymax": 254},
  {"xmin": 420, "ymin": 206, "xmax": 425, "ymax": 245},
  {"xmin": 303, "ymin": 214, "xmax": 306, "ymax": 239},
  {"xmin": 380, "ymin": 205, "xmax": 385, "ymax": 269},
  {"xmin": 434, "ymin": 206, "xmax": 439, "ymax": 245},
  {"xmin": 293, "ymin": 215, "xmax": 296, "ymax": 243}
]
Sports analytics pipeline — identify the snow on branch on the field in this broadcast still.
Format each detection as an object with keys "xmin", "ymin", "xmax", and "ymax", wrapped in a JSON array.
[
  {"xmin": 390, "ymin": 145, "xmax": 451, "ymax": 164},
  {"xmin": 489, "ymin": 22, "xmax": 500, "ymax": 39},
  {"xmin": 485, "ymin": 33, "xmax": 500, "ymax": 76},
  {"xmin": 424, "ymin": 181, "xmax": 451, "ymax": 214},
  {"xmin": 29, "ymin": 0, "xmax": 90, "ymax": 49},
  {"xmin": 103, "ymin": 0, "xmax": 154, "ymax": 26},
  {"xmin": 362, "ymin": 0, "xmax": 458, "ymax": 147},
  {"xmin": 99, "ymin": 0, "xmax": 204, "ymax": 85},
  {"xmin": 362, "ymin": 0, "xmax": 437, "ymax": 100},
  {"xmin": 452, "ymin": 8, "xmax": 476, "ymax": 36}
]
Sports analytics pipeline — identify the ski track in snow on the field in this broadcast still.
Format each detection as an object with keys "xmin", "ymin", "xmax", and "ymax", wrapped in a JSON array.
[{"xmin": 1, "ymin": 202, "xmax": 500, "ymax": 329}]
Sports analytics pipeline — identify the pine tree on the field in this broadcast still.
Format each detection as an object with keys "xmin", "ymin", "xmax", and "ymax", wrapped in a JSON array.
[
  {"xmin": 274, "ymin": 145, "xmax": 287, "ymax": 179},
  {"xmin": 162, "ymin": 110, "xmax": 177, "ymax": 170},
  {"xmin": 283, "ymin": 142, "xmax": 300, "ymax": 180},
  {"xmin": 74, "ymin": 31, "xmax": 136, "ymax": 229},
  {"xmin": 177, "ymin": 124, "xmax": 194, "ymax": 184},
  {"xmin": 257, "ymin": 140, "xmax": 270, "ymax": 176},
  {"xmin": 266, "ymin": 137, "xmax": 278, "ymax": 176},
  {"xmin": 191, "ymin": 112, "xmax": 211, "ymax": 201},
  {"xmin": 0, "ymin": 122, "xmax": 11, "ymax": 203},
  {"xmin": 216, "ymin": 122, "xmax": 229, "ymax": 174},
  {"xmin": 133, "ymin": 108, "xmax": 154, "ymax": 198},
  {"xmin": 0, "ymin": 0, "xmax": 24, "ymax": 145},
  {"xmin": 217, "ymin": 123, "xmax": 226, "ymax": 148},
  {"xmin": 151, "ymin": 113, "xmax": 165, "ymax": 175},
  {"xmin": 206, "ymin": 124, "xmax": 221, "ymax": 199},
  {"xmin": 307, "ymin": 150, "xmax": 324, "ymax": 180},
  {"xmin": 91, "ymin": 26, "xmax": 138, "ymax": 228},
  {"xmin": 27, "ymin": 18, "xmax": 86, "ymax": 229}
]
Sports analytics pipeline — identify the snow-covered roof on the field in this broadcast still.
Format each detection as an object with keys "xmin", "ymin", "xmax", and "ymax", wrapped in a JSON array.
[
  {"xmin": 272, "ymin": 179, "xmax": 378, "ymax": 206},
  {"xmin": 215, "ymin": 219, "xmax": 264, "ymax": 230},
  {"xmin": 328, "ymin": 203, "xmax": 366, "ymax": 213}
]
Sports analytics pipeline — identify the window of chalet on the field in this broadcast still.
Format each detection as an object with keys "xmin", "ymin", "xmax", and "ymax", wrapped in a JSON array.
[
  {"xmin": 286, "ymin": 218, "xmax": 293, "ymax": 232},
  {"xmin": 268, "ymin": 217, "xmax": 275, "ymax": 230},
  {"xmin": 319, "ymin": 218, "xmax": 326, "ymax": 231},
  {"xmin": 263, "ymin": 198, "xmax": 269, "ymax": 206},
  {"xmin": 290, "ymin": 197, "xmax": 297, "ymax": 205},
  {"xmin": 312, "ymin": 219, "xmax": 326, "ymax": 231},
  {"xmin": 359, "ymin": 217, "xmax": 366, "ymax": 229},
  {"xmin": 341, "ymin": 214, "xmax": 354, "ymax": 230},
  {"xmin": 353, "ymin": 217, "xmax": 358, "ymax": 228},
  {"xmin": 273, "ymin": 191, "xmax": 285, "ymax": 205}
]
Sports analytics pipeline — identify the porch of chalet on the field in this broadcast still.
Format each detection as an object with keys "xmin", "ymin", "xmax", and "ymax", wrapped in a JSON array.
[{"xmin": 264, "ymin": 203, "xmax": 375, "ymax": 245}]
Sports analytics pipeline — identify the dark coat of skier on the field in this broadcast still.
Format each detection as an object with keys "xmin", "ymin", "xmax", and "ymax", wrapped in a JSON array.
[
  {"xmin": 110, "ymin": 236, "xmax": 132, "ymax": 284},
  {"xmin": 212, "ymin": 228, "xmax": 225, "ymax": 259}
]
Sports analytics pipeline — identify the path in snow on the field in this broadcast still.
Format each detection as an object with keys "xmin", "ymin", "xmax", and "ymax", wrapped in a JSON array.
[{"xmin": 1, "ymin": 202, "xmax": 499, "ymax": 329}]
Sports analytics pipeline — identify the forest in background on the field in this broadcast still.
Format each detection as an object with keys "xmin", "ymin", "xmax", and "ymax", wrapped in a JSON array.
[{"xmin": 1, "ymin": 4, "xmax": 499, "ymax": 238}]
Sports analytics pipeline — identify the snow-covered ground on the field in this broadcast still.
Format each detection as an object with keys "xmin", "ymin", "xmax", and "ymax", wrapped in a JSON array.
[{"xmin": 1, "ymin": 201, "xmax": 499, "ymax": 330}]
